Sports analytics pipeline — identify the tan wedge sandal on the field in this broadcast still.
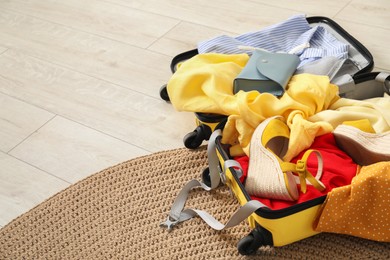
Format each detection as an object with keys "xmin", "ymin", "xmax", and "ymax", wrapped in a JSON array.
[{"xmin": 245, "ymin": 116, "xmax": 326, "ymax": 201}]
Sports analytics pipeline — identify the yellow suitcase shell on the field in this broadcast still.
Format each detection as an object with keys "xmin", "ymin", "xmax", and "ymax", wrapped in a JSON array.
[{"xmin": 211, "ymin": 134, "xmax": 326, "ymax": 253}]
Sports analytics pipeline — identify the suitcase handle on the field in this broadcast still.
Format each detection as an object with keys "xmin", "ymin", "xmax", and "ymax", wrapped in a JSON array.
[
  {"xmin": 338, "ymin": 72, "xmax": 390, "ymax": 99},
  {"xmin": 375, "ymin": 72, "xmax": 390, "ymax": 95}
]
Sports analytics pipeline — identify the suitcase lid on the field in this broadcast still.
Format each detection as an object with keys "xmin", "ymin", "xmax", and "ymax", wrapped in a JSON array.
[
  {"xmin": 169, "ymin": 16, "xmax": 374, "ymax": 78},
  {"xmin": 306, "ymin": 16, "xmax": 374, "ymax": 76}
]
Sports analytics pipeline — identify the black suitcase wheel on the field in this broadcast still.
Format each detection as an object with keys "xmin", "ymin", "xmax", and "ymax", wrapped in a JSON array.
[
  {"xmin": 183, "ymin": 124, "xmax": 211, "ymax": 149},
  {"xmin": 201, "ymin": 167, "xmax": 211, "ymax": 187},
  {"xmin": 183, "ymin": 129, "xmax": 204, "ymax": 149},
  {"xmin": 159, "ymin": 84, "xmax": 170, "ymax": 101},
  {"xmin": 237, "ymin": 235, "xmax": 257, "ymax": 255},
  {"xmin": 237, "ymin": 226, "xmax": 273, "ymax": 255}
]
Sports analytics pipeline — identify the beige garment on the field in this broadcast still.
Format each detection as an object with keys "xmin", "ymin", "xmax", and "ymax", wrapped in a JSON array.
[
  {"xmin": 309, "ymin": 96, "xmax": 390, "ymax": 134},
  {"xmin": 314, "ymin": 162, "xmax": 390, "ymax": 242}
]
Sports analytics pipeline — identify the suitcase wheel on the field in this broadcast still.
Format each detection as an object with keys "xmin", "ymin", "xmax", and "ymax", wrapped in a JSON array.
[
  {"xmin": 201, "ymin": 167, "xmax": 211, "ymax": 187},
  {"xmin": 159, "ymin": 84, "xmax": 170, "ymax": 101},
  {"xmin": 237, "ymin": 227, "xmax": 273, "ymax": 255},
  {"xmin": 237, "ymin": 235, "xmax": 257, "ymax": 255},
  {"xmin": 183, "ymin": 124, "xmax": 211, "ymax": 149}
]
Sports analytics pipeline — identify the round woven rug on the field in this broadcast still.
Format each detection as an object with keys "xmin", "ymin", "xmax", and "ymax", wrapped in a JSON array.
[{"xmin": 0, "ymin": 147, "xmax": 389, "ymax": 259}]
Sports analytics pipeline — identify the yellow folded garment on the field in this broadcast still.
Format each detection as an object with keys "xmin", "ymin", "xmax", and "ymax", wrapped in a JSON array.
[{"xmin": 167, "ymin": 53, "xmax": 249, "ymax": 115}]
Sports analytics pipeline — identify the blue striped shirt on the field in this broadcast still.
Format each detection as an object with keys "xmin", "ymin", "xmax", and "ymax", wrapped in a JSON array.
[{"xmin": 197, "ymin": 14, "xmax": 349, "ymax": 67}]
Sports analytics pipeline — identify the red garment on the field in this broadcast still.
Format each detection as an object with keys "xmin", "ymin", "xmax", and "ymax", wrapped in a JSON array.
[{"xmin": 235, "ymin": 133, "xmax": 358, "ymax": 210}]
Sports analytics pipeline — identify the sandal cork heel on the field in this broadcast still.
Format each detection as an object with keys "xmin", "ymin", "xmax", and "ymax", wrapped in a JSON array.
[{"xmin": 334, "ymin": 124, "xmax": 390, "ymax": 166}]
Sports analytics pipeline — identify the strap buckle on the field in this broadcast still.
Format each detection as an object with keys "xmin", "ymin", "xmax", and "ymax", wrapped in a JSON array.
[
  {"xmin": 218, "ymin": 164, "xmax": 227, "ymax": 184},
  {"xmin": 296, "ymin": 160, "xmax": 306, "ymax": 173}
]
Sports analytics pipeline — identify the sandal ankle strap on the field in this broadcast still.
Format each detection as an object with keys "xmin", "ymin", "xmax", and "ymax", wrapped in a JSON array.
[{"xmin": 281, "ymin": 149, "xmax": 326, "ymax": 193}]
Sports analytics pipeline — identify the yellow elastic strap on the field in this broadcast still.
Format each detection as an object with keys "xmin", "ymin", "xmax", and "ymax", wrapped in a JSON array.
[
  {"xmin": 296, "ymin": 149, "xmax": 325, "ymax": 193},
  {"xmin": 281, "ymin": 149, "xmax": 326, "ymax": 194}
]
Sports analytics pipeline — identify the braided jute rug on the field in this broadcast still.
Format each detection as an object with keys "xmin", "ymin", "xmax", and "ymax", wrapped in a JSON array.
[{"xmin": 0, "ymin": 147, "xmax": 389, "ymax": 259}]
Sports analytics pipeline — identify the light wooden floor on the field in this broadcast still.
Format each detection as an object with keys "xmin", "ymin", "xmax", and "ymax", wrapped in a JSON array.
[{"xmin": 0, "ymin": 0, "xmax": 389, "ymax": 228}]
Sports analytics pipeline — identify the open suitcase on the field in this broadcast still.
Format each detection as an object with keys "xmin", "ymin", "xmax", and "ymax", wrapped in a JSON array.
[
  {"xmin": 205, "ymin": 72, "xmax": 389, "ymax": 252},
  {"xmin": 160, "ymin": 16, "xmax": 375, "ymax": 149},
  {"xmin": 160, "ymin": 16, "xmax": 390, "ymax": 255}
]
